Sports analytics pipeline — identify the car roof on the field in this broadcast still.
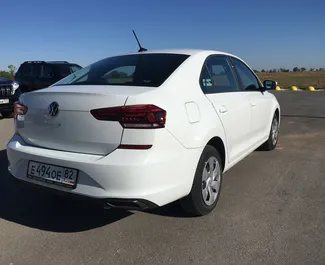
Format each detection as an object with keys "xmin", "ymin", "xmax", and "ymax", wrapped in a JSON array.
[
  {"xmin": 21, "ymin": 61, "xmax": 80, "ymax": 66},
  {"xmin": 116, "ymin": 49, "xmax": 239, "ymax": 58}
]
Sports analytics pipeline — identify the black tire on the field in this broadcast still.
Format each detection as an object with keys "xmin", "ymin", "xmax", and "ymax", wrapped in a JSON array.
[
  {"xmin": 180, "ymin": 145, "xmax": 223, "ymax": 216},
  {"xmin": 259, "ymin": 113, "xmax": 279, "ymax": 151},
  {"xmin": 1, "ymin": 111, "xmax": 13, "ymax": 118}
]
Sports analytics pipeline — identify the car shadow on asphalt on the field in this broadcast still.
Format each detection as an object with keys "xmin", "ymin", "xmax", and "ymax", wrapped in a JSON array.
[
  {"xmin": 0, "ymin": 149, "xmax": 133, "ymax": 233},
  {"xmin": 146, "ymin": 203, "xmax": 196, "ymax": 218}
]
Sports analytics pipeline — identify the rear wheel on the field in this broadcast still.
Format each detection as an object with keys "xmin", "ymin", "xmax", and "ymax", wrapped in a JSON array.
[
  {"xmin": 180, "ymin": 145, "xmax": 223, "ymax": 216},
  {"xmin": 259, "ymin": 113, "xmax": 279, "ymax": 151}
]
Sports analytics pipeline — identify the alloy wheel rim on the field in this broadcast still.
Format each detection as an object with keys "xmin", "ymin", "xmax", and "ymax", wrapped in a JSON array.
[
  {"xmin": 271, "ymin": 118, "xmax": 279, "ymax": 145},
  {"xmin": 201, "ymin": 156, "xmax": 221, "ymax": 206}
]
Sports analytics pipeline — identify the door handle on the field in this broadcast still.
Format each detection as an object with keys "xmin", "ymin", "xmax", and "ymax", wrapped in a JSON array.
[
  {"xmin": 219, "ymin": 105, "xmax": 228, "ymax": 113},
  {"xmin": 250, "ymin": 101, "xmax": 256, "ymax": 107}
]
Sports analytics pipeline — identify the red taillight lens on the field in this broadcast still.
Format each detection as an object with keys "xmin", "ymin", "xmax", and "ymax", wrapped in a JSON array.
[
  {"xmin": 90, "ymin": 104, "xmax": 166, "ymax": 129},
  {"xmin": 14, "ymin": 101, "xmax": 28, "ymax": 118}
]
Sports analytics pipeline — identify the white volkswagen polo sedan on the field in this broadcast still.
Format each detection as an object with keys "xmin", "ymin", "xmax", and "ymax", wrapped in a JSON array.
[{"xmin": 7, "ymin": 49, "xmax": 280, "ymax": 216}]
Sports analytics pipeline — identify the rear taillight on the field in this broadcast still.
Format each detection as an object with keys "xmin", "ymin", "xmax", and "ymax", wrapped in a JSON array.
[
  {"xmin": 90, "ymin": 104, "xmax": 166, "ymax": 129},
  {"xmin": 14, "ymin": 101, "xmax": 28, "ymax": 118}
]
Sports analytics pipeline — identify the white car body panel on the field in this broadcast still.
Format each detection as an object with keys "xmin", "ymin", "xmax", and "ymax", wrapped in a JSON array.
[
  {"xmin": 7, "ymin": 49, "xmax": 280, "ymax": 208},
  {"xmin": 205, "ymin": 92, "xmax": 252, "ymax": 163},
  {"xmin": 7, "ymin": 133, "xmax": 202, "ymax": 206},
  {"xmin": 184, "ymin": 102, "xmax": 201, "ymax": 124},
  {"xmin": 248, "ymin": 91, "xmax": 278, "ymax": 142}
]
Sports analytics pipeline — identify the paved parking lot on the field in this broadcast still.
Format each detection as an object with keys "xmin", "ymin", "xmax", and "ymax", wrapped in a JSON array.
[{"xmin": 0, "ymin": 91, "xmax": 324, "ymax": 265}]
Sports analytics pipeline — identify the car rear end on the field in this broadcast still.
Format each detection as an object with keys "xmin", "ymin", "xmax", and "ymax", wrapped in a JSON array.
[
  {"xmin": 6, "ymin": 52, "xmax": 201, "ymax": 209},
  {"xmin": 0, "ymin": 77, "xmax": 20, "ymax": 117}
]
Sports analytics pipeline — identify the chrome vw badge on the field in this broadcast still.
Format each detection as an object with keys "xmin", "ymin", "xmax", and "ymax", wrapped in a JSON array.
[{"xmin": 48, "ymin": 101, "xmax": 59, "ymax": 117}]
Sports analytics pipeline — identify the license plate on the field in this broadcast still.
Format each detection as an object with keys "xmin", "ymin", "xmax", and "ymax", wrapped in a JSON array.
[
  {"xmin": 27, "ymin": 161, "xmax": 78, "ymax": 189},
  {"xmin": 0, "ymin": 99, "xmax": 9, "ymax": 104}
]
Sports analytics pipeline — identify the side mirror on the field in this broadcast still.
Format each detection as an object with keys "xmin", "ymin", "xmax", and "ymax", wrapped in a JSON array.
[{"xmin": 263, "ymin": 80, "xmax": 277, "ymax": 90}]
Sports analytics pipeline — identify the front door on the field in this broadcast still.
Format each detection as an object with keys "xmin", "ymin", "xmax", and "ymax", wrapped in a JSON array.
[{"xmin": 229, "ymin": 57, "xmax": 272, "ymax": 143}]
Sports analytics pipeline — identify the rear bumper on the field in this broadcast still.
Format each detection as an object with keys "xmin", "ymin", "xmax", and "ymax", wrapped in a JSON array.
[
  {"xmin": 0, "ymin": 95, "xmax": 18, "ymax": 112},
  {"xmin": 7, "ymin": 134, "xmax": 203, "ymax": 208}
]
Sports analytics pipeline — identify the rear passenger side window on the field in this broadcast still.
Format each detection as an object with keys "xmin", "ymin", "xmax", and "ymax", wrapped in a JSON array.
[
  {"xmin": 42, "ymin": 65, "xmax": 54, "ymax": 77},
  {"xmin": 31, "ymin": 64, "xmax": 42, "ymax": 76},
  {"xmin": 18, "ymin": 64, "xmax": 32, "ymax": 76},
  {"xmin": 200, "ymin": 56, "xmax": 240, "ymax": 94}
]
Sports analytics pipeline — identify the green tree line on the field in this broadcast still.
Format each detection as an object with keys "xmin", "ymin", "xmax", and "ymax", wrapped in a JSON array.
[
  {"xmin": 0, "ymin": 65, "xmax": 17, "ymax": 79},
  {"xmin": 254, "ymin": 67, "xmax": 325, "ymax": 73},
  {"xmin": 1, "ymin": 64, "xmax": 324, "ymax": 80}
]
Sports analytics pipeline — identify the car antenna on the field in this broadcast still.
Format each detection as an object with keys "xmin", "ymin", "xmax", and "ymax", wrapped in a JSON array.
[{"xmin": 132, "ymin": 30, "xmax": 147, "ymax": 52}]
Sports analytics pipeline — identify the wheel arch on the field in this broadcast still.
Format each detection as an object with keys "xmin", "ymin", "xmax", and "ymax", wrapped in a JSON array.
[
  {"xmin": 271, "ymin": 104, "xmax": 281, "ymax": 128},
  {"xmin": 206, "ymin": 136, "xmax": 226, "ymax": 172},
  {"xmin": 198, "ymin": 122, "xmax": 229, "ymax": 173},
  {"xmin": 275, "ymin": 107, "xmax": 280, "ymax": 123}
]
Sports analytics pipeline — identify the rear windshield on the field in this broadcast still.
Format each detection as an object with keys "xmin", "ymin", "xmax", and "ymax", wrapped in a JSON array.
[{"xmin": 51, "ymin": 53, "xmax": 190, "ymax": 87}]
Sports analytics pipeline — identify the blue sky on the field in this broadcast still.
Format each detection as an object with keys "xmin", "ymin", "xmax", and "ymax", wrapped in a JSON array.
[{"xmin": 1, "ymin": 0, "xmax": 324, "ymax": 71}]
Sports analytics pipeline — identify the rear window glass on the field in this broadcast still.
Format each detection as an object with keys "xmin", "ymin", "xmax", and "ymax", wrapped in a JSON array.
[
  {"xmin": 17, "ymin": 64, "xmax": 32, "ymax": 76},
  {"xmin": 55, "ymin": 64, "xmax": 82, "ymax": 77},
  {"xmin": 51, "ymin": 53, "xmax": 190, "ymax": 87},
  {"xmin": 31, "ymin": 64, "xmax": 42, "ymax": 76}
]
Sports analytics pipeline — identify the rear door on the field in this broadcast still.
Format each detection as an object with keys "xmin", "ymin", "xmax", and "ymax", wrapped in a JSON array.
[
  {"xmin": 201, "ymin": 55, "xmax": 252, "ymax": 163},
  {"xmin": 229, "ymin": 57, "xmax": 273, "ymax": 143}
]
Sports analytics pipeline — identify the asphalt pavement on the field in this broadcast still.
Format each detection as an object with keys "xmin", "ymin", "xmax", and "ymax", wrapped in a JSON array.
[{"xmin": 0, "ymin": 91, "xmax": 324, "ymax": 265}]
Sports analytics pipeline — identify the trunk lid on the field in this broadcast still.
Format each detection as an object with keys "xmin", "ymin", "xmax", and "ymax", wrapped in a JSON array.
[{"xmin": 17, "ymin": 85, "xmax": 153, "ymax": 155}]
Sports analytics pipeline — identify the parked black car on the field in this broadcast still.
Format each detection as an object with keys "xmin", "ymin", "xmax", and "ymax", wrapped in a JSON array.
[
  {"xmin": 15, "ymin": 61, "xmax": 82, "ymax": 93},
  {"xmin": 0, "ymin": 77, "xmax": 20, "ymax": 118}
]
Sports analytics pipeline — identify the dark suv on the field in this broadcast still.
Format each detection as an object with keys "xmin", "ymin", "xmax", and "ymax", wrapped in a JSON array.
[
  {"xmin": 15, "ymin": 61, "xmax": 82, "ymax": 93},
  {"xmin": 0, "ymin": 77, "xmax": 20, "ymax": 118}
]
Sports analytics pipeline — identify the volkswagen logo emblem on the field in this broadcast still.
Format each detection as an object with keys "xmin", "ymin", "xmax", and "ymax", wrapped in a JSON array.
[{"xmin": 48, "ymin": 101, "xmax": 60, "ymax": 117}]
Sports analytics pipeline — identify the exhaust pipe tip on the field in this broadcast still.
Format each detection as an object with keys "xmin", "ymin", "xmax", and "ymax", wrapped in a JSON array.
[{"xmin": 103, "ymin": 199, "xmax": 158, "ymax": 211}]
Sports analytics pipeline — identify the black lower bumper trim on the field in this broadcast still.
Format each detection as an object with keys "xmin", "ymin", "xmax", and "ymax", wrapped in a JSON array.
[
  {"xmin": 103, "ymin": 198, "xmax": 159, "ymax": 210},
  {"xmin": 0, "ymin": 104, "xmax": 14, "ymax": 113},
  {"xmin": 9, "ymin": 174, "xmax": 159, "ymax": 211},
  {"xmin": 0, "ymin": 96, "xmax": 17, "ymax": 113}
]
